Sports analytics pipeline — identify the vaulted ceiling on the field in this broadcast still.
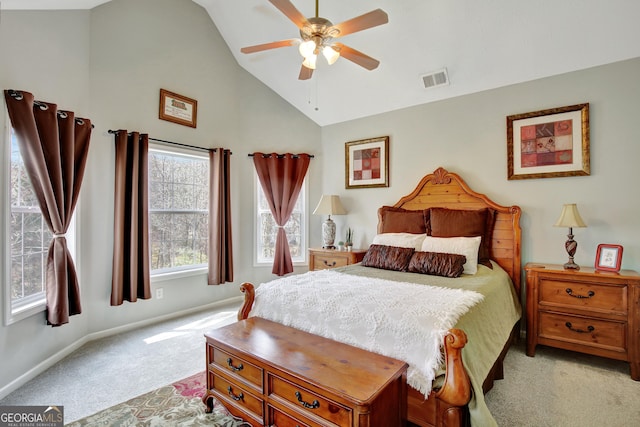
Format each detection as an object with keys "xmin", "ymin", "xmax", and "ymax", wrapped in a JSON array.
[{"xmin": 5, "ymin": 0, "xmax": 640, "ymax": 126}]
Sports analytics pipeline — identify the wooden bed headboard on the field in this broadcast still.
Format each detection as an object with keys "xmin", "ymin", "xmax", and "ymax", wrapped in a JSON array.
[{"xmin": 379, "ymin": 167, "xmax": 522, "ymax": 297}]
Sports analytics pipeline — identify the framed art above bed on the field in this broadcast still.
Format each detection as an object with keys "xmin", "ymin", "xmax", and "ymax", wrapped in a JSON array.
[
  {"xmin": 507, "ymin": 103, "xmax": 590, "ymax": 180},
  {"xmin": 345, "ymin": 136, "xmax": 389, "ymax": 189}
]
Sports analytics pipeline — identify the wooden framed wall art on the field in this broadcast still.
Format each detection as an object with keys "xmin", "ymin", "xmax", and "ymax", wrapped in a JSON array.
[
  {"xmin": 159, "ymin": 89, "xmax": 198, "ymax": 128},
  {"xmin": 507, "ymin": 103, "xmax": 589, "ymax": 180},
  {"xmin": 345, "ymin": 136, "xmax": 389, "ymax": 189}
]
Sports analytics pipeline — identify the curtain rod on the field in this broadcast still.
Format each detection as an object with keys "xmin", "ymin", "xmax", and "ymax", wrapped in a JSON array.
[
  {"xmin": 247, "ymin": 153, "xmax": 314, "ymax": 158},
  {"xmin": 108, "ymin": 129, "xmax": 230, "ymax": 154}
]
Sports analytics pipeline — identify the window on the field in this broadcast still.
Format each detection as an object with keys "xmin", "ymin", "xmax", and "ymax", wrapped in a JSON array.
[
  {"xmin": 148, "ymin": 146, "xmax": 209, "ymax": 275},
  {"xmin": 255, "ymin": 175, "xmax": 307, "ymax": 265},
  {"xmin": 5, "ymin": 128, "xmax": 56, "ymax": 323}
]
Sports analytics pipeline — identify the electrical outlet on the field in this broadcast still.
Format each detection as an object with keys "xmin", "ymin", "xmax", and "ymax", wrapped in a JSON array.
[{"xmin": 156, "ymin": 288, "xmax": 164, "ymax": 299}]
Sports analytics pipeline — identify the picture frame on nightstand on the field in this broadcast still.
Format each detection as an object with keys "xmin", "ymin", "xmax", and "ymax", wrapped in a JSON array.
[{"xmin": 595, "ymin": 244, "xmax": 623, "ymax": 272}]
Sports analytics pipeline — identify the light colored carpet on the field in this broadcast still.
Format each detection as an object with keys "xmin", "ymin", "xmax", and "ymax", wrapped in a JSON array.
[
  {"xmin": 1, "ymin": 301, "xmax": 639, "ymax": 426},
  {"xmin": 0, "ymin": 302, "xmax": 240, "ymax": 423},
  {"xmin": 485, "ymin": 339, "xmax": 640, "ymax": 426}
]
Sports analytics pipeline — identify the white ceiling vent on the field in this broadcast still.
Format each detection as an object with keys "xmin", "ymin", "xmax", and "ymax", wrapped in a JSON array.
[{"xmin": 422, "ymin": 68, "xmax": 449, "ymax": 89}]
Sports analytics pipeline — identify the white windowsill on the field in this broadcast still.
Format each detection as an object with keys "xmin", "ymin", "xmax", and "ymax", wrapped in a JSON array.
[
  {"xmin": 5, "ymin": 298, "xmax": 46, "ymax": 325},
  {"xmin": 151, "ymin": 267, "xmax": 208, "ymax": 283}
]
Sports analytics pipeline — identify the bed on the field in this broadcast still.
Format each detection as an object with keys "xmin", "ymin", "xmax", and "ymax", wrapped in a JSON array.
[{"xmin": 237, "ymin": 167, "xmax": 522, "ymax": 427}]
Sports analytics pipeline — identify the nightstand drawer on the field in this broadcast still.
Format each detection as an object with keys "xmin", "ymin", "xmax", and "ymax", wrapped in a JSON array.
[
  {"xmin": 539, "ymin": 278, "xmax": 627, "ymax": 314},
  {"xmin": 308, "ymin": 248, "xmax": 367, "ymax": 271},
  {"xmin": 539, "ymin": 311, "xmax": 626, "ymax": 352},
  {"xmin": 313, "ymin": 254, "xmax": 349, "ymax": 270}
]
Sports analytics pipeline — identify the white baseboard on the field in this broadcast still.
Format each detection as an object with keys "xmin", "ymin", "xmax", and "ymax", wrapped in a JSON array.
[{"xmin": 0, "ymin": 296, "xmax": 243, "ymax": 399}]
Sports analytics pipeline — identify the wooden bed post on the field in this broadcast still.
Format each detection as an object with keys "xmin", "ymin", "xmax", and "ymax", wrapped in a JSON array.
[
  {"xmin": 238, "ymin": 282, "xmax": 255, "ymax": 321},
  {"xmin": 434, "ymin": 329, "xmax": 471, "ymax": 426}
]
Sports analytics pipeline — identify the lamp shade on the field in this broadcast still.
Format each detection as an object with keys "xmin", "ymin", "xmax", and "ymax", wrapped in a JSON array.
[
  {"xmin": 313, "ymin": 195, "xmax": 347, "ymax": 216},
  {"xmin": 299, "ymin": 40, "xmax": 316, "ymax": 58},
  {"xmin": 554, "ymin": 203, "xmax": 587, "ymax": 228},
  {"xmin": 322, "ymin": 46, "xmax": 340, "ymax": 65}
]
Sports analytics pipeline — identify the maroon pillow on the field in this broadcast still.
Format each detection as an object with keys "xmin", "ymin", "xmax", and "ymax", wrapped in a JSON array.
[
  {"xmin": 361, "ymin": 244, "xmax": 415, "ymax": 272},
  {"xmin": 408, "ymin": 251, "xmax": 466, "ymax": 278},
  {"xmin": 379, "ymin": 206, "xmax": 430, "ymax": 234},
  {"xmin": 429, "ymin": 208, "xmax": 495, "ymax": 268}
]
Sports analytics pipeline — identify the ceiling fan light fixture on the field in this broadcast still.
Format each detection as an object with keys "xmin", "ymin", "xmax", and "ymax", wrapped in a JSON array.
[
  {"xmin": 322, "ymin": 45, "xmax": 340, "ymax": 65},
  {"xmin": 302, "ymin": 54, "xmax": 317, "ymax": 70},
  {"xmin": 240, "ymin": 0, "xmax": 389, "ymax": 80},
  {"xmin": 298, "ymin": 39, "xmax": 316, "ymax": 58}
]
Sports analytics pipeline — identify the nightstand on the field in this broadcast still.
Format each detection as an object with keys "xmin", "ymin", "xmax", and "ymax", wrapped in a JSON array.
[
  {"xmin": 309, "ymin": 248, "xmax": 367, "ymax": 271},
  {"xmin": 525, "ymin": 262, "xmax": 640, "ymax": 380}
]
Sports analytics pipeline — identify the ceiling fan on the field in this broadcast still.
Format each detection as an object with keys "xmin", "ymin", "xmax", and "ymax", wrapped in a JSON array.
[{"xmin": 240, "ymin": 0, "xmax": 388, "ymax": 80}]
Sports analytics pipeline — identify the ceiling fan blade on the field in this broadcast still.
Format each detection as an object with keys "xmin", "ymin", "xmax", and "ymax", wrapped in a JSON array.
[
  {"xmin": 241, "ymin": 38, "xmax": 298, "ymax": 54},
  {"xmin": 268, "ymin": 0, "xmax": 309, "ymax": 29},
  {"xmin": 334, "ymin": 43, "xmax": 380, "ymax": 70},
  {"xmin": 330, "ymin": 9, "xmax": 388, "ymax": 37},
  {"xmin": 298, "ymin": 64, "xmax": 314, "ymax": 80}
]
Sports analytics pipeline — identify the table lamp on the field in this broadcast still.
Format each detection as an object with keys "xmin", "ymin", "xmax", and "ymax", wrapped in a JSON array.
[
  {"xmin": 313, "ymin": 195, "xmax": 346, "ymax": 249},
  {"xmin": 554, "ymin": 203, "xmax": 587, "ymax": 270}
]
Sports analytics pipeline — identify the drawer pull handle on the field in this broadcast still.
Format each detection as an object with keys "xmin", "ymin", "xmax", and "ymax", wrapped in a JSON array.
[
  {"xmin": 227, "ymin": 357, "xmax": 244, "ymax": 372},
  {"xmin": 565, "ymin": 288, "xmax": 595, "ymax": 299},
  {"xmin": 227, "ymin": 386, "xmax": 244, "ymax": 401},
  {"xmin": 295, "ymin": 391, "xmax": 320, "ymax": 409},
  {"xmin": 565, "ymin": 322, "xmax": 595, "ymax": 334},
  {"xmin": 323, "ymin": 260, "xmax": 337, "ymax": 267}
]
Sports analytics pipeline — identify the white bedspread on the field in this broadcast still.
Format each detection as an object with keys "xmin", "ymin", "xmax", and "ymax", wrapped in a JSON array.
[{"xmin": 249, "ymin": 269, "xmax": 484, "ymax": 397}]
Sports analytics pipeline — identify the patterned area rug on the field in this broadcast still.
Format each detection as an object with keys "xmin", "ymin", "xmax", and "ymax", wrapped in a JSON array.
[{"xmin": 65, "ymin": 372, "xmax": 250, "ymax": 426}]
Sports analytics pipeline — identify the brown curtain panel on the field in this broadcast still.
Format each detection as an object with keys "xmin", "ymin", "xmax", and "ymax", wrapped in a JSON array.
[
  {"xmin": 208, "ymin": 148, "xmax": 233, "ymax": 285},
  {"xmin": 4, "ymin": 90, "xmax": 91, "ymax": 326},
  {"xmin": 253, "ymin": 152, "xmax": 311, "ymax": 276},
  {"xmin": 111, "ymin": 130, "xmax": 151, "ymax": 305}
]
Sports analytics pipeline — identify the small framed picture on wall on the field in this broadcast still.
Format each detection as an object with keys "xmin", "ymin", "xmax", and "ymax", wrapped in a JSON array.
[
  {"xmin": 595, "ymin": 244, "xmax": 623, "ymax": 272},
  {"xmin": 345, "ymin": 136, "xmax": 389, "ymax": 189}
]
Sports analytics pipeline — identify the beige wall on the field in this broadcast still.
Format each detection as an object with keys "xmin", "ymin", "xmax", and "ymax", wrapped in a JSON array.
[{"xmin": 320, "ymin": 58, "xmax": 640, "ymax": 276}]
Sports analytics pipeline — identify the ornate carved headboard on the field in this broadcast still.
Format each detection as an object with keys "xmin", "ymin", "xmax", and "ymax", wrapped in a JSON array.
[{"xmin": 378, "ymin": 167, "xmax": 522, "ymax": 296}]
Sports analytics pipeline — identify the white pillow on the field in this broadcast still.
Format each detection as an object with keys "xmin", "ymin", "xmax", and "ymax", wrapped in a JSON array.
[
  {"xmin": 372, "ymin": 233, "xmax": 427, "ymax": 251},
  {"xmin": 420, "ymin": 236, "xmax": 482, "ymax": 275}
]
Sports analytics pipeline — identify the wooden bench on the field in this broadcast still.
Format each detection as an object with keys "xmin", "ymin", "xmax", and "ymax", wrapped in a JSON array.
[{"xmin": 203, "ymin": 317, "xmax": 408, "ymax": 426}]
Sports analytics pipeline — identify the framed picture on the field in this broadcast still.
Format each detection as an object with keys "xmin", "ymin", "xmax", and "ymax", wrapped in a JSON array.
[
  {"xmin": 159, "ymin": 89, "xmax": 198, "ymax": 128},
  {"xmin": 345, "ymin": 136, "xmax": 389, "ymax": 189},
  {"xmin": 595, "ymin": 244, "xmax": 623, "ymax": 272},
  {"xmin": 507, "ymin": 103, "xmax": 590, "ymax": 180}
]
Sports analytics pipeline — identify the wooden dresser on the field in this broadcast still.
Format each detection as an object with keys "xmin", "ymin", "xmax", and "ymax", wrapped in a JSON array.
[
  {"xmin": 525, "ymin": 262, "xmax": 640, "ymax": 380},
  {"xmin": 309, "ymin": 248, "xmax": 367, "ymax": 271},
  {"xmin": 203, "ymin": 317, "xmax": 407, "ymax": 426}
]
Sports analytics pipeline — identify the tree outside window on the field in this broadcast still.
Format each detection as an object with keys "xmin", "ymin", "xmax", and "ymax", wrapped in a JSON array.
[
  {"xmin": 8, "ymin": 130, "xmax": 51, "ymax": 320},
  {"xmin": 148, "ymin": 148, "xmax": 209, "ymax": 273},
  {"xmin": 255, "ymin": 176, "xmax": 306, "ymax": 265}
]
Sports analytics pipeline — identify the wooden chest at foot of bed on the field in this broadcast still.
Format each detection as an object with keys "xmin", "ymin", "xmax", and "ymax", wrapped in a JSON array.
[{"xmin": 202, "ymin": 317, "xmax": 408, "ymax": 427}]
